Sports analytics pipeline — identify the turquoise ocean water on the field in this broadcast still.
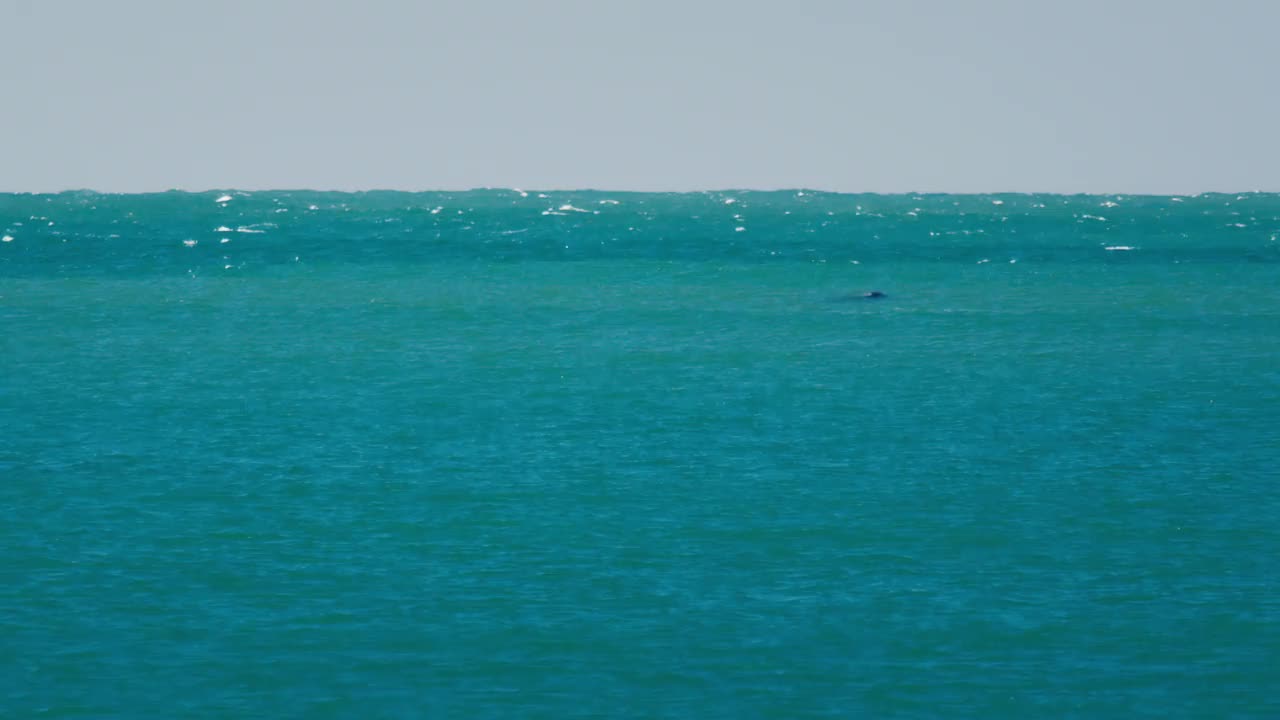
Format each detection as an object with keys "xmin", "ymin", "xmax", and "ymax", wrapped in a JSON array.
[{"xmin": 2, "ymin": 190, "xmax": 1278, "ymax": 718}]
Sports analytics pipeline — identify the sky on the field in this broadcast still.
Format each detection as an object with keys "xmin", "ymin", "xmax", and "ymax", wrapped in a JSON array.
[{"xmin": 2, "ymin": 0, "xmax": 1277, "ymax": 193}]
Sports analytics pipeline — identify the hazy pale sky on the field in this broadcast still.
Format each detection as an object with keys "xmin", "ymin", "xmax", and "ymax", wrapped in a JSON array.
[{"xmin": 2, "ymin": 0, "xmax": 1276, "ymax": 193}]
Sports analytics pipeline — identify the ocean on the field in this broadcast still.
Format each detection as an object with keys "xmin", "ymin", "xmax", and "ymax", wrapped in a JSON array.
[{"xmin": 2, "ymin": 190, "xmax": 1277, "ymax": 718}]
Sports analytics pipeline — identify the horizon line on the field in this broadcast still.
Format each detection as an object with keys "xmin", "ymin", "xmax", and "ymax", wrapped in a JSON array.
[{"xmin": 1, "ymin": 186, "xmax": 1274, "ymax": 197}]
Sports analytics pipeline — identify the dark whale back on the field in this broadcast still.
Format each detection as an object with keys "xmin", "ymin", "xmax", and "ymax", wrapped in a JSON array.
[{"xmin": 834, "ymin": 290, "xmax": 887, "ymax": 301}]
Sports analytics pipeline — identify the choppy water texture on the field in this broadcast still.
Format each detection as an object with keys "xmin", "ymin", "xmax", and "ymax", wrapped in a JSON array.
[{"xmin": 3, "ymin": 190, "xmax": 1278, "ymax": 718}]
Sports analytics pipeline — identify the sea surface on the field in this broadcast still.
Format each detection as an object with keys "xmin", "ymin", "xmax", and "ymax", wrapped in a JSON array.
[{"xmin": 2, "ymin": 190, "xmax": 1278, "ymax": 718}]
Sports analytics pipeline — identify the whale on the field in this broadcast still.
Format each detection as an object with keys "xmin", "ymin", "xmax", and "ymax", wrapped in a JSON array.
[{"xmin": 834, "ymin": 290, "xmax": 887, "ymax": 301}]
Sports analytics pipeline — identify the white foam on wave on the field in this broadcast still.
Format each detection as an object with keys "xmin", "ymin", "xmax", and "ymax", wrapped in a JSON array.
[
  {"xmin": 235, "ymin": 227, "xmax": 266, "ymax": 234},
  {"xmin": 1104, "ymin": 246, "xmax": 1135, "ymax": 251},
  {"xmin": 183, "ymin": 239, "xmax": 198, "ymax": 247},
  {"xmin": 1101, "ymin": 200, "xmax": 1120, "ymax": 208},
  {"xmin": 513, "ymin": 188, "xmax": 529, "ymax": 198},
  {"xmin": 598, "ymin": 199, "xmax": 620, "ymax": 205},
  {"xmin": 724, "ymin": 198, "xmax": 737, "ymax": 205},
  {"xmin": 1, "ymin": 235, "xmax": 12, "ymax": 243},
  {"xmin": 734, "ymin": 226, "xmax": 746, "ymax": 232},
  {"xmin": 215, "ymin": 195, "xmax": 232, "ymax": 203},
  {"xmin": 430, "ymin": 207, "xmax": 443, "ymax": 215},
  {"xmin": 541, "ymin": 210, "xmax": 567, "ymax": 216},
  {"xmin": 559, "ymin": 204, "xmax": 591, "ymax": 213},
  {"xmin": 220, "ymin": 238, "xmax": 231, "ymax": 244},
  {"xmin": 215, "ymin": 226, "xmax": 232, "ymax": 232},
  {"xmin": 991, "ymin": 200, "xmax": 1004, "ymax": 205}
]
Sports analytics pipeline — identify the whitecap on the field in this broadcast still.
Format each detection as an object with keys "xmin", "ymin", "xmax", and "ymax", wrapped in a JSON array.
[
  {"xmin": 541, "ymin": 210, "xmax": 567, "ymax": 216},
  {"xmin": 598, "ymin": 199, "xmax": 620, "ymax": 205},
  {"xmin": 235, "ymin": 227, "xmax": 266, "ymax": 234},
  {"xmin": 724, "ymin": 198, "xmax": 737, "ymax": 205},
  {"xmin": 308, "ymin": 204, "xmax": 319, "ymax": 211},
  {"xmin": 215, "ymin": 226, "xmax": 233, "ymax": 232},
  {"xmin": 1, "ymin": 235, "xmax": 12, "ymax": 243},
  {"xmin": 991, "ymin": 200, "xmax": 1004, "ymax": 205},
  {"xmin": 734, "ymin": 226, "xmax": 746, "ymax": 232},
  {"xmin": 977, "ymin": 258, "xmax": 990, "ymax": 264},
  {"xmin": 430, "ymin": 207, "xmax": 443, "ymax": 214},
  {"xmin": 215, "ymin": 195, "xmax": 232, "ymax": 203},
  {"xmin": 1104, "ymin": 246, "xmax": 1135, "ymax": 251},
  {"xmin": 183, "ymin": 239, "xmax": 198, "ymax": 247},
  {"xmin": 559, "ymin": 204, "xmax": 591, "ymax": 213},
  {"xmin": 1101, "ymin": 201, "xmax": 1119, "ymax": 208},
  {"xmin": 513, "ymin": 188, "xmax": 529, "ymax": 197},
  {"xmin": 220, "ymin": 238, "xmax": 231, "ymax": 244}
]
